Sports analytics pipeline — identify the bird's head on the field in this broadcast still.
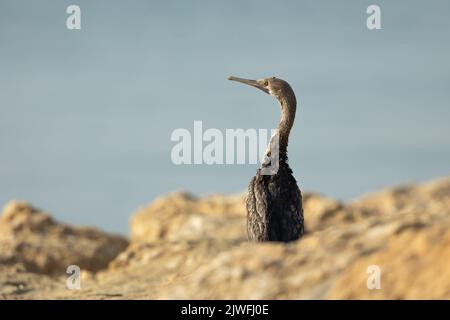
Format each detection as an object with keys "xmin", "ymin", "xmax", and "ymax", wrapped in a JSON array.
[{"xmin": 227, "ymin": 76, "xmax": 295, "ymax": 103}]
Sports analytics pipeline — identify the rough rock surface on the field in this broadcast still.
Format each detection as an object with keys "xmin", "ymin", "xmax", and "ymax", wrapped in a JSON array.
[
  {"xmin": 130, "ymin": 191, "xmax": 346, "ymax": 243},
  {"xmin": 1, "ymin": 177, "xmax": 449, "ymax": 299},
  {"xmin": 130, "ymin": 192, "xmax": 247, "ymax": 242},
  {"xmin": 0, "ymin": 201, "xmax": 128, "ymax": 275}
]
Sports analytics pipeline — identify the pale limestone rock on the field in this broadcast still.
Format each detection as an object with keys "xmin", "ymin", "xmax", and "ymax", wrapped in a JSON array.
[
  {"xmin": 0, "ymin": 201, "xmax": 128, "ymax": 275},
  {"xmin": 1, "ymin": 177, "xmax": 449, "ymax": 299}
]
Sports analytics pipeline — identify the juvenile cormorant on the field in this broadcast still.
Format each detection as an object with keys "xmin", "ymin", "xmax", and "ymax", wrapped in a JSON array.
[{"xmin": 228, "ymin": 76, "xmax": 304, "ymax": 242}]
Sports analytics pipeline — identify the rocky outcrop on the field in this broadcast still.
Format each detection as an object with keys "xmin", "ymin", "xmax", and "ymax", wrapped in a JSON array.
[
  {"xmin": 129, "ymin": 191, "xmax": 348, "ymax": 243},
  {"xmin": 328, "ymin": 219, "xmax": 450, "ymax": 299},
  {"xmin": 1, "ymin": 177, "xmax": 449, "ymax": 299},
  {"xmin": 130, "ymin": 192, "xmax": 246, "ymax": 243},
  {"xmin": 156, "ymin": 178, "xmax": 450, "ymax": 299},
  {"xmin": 0, "ymin": 201, "xmax": 128, "ymax": 275}
]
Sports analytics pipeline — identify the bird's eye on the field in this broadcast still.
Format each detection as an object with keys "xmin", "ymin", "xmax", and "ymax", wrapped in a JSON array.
[{"xmin": 264, "ymin": 81, "xmax": 269, "ymax": 86}]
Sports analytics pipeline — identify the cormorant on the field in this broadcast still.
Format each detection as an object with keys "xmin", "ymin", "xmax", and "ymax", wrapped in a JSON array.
[{"xmin": 228, "ymin": 76, "xmax": 304, "ymax": 242}]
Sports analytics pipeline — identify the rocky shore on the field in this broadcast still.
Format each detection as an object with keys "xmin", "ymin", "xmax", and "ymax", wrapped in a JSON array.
[{"xmin": 1, "ymin": 177, "xmax": 449, "ymax": 299}]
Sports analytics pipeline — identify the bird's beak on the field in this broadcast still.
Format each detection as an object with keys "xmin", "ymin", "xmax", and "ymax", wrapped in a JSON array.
[{"xmin": 228, "ymin": 76, "xmax": 269, "ymax": 94}]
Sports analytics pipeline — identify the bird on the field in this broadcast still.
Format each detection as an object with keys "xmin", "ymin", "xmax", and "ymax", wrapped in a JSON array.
[{"xmin": 228, "ymin": 76, "xmax": 304, "ymax": 242}]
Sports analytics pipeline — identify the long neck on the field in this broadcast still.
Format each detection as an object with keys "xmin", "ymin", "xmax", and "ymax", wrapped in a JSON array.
[{"xmin": 277, "ymin": 94, "xmax": 296, "ymax": 159}]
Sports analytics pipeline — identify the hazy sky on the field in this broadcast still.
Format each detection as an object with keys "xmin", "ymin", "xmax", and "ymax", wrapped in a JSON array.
[{"xmin": 1, "ymin": 0, "xmax": 449, "ymax": 234}]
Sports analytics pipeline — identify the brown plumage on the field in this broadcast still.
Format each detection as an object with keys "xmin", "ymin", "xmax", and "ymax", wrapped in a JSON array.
[{"xmin": 228, "ymin": 76, "xmax": 304, "ymax": 242}]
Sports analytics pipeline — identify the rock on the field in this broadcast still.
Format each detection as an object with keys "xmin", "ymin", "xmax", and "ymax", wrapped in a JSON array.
[
  {"xmin": 130, "ymin": 191, "xmax": 247, "ymax": 243},
  {"xmin": 0, "ymin": 263, "xmax": 63, "ymax": 299},
  {"xmin": 1, "ymin": 177, "xmax": 449, "ymax": 299},
  {"xmin": 156, "ymin": 178, "xmax": 450, "ymax": 299},
  {"xmin": 130, "ymin": 191, "xmax": 350, "ymax": 243},
  {"xmin": 302, "ymin": 193, "xmax": 348, "ymax": 232},
  {"xmin": 0, "ymin": 201, "xmax": 128, "ymax": 276},
  {"xmin": 129, "ymin": 177, "xmax": 450, "ymax": 299},
  {"xmin": 348, "ymin": 177, "xmax": 450, "ymax": 216},
  {"xmin": 328, "ymin": 217, "xmax": 450, "ymax": 299}
]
